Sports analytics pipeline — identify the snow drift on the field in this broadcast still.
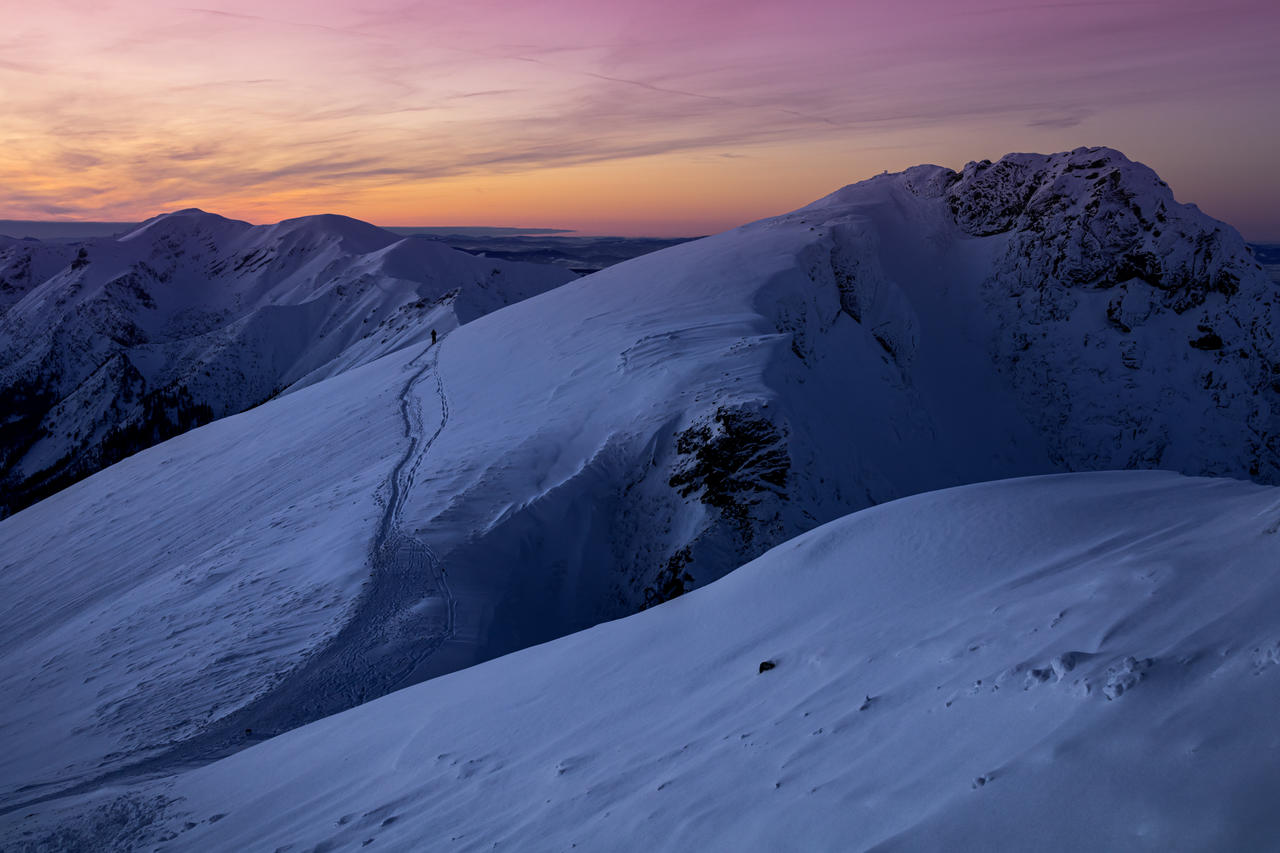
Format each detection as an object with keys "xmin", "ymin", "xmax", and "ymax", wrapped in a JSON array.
[{"xmin": 12, "ymin": 472, "xmax": 1280, "ymax": 851}]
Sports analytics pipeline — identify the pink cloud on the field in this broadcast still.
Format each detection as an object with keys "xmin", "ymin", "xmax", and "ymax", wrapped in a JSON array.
[{"xmin": 0, "ymin": 0, "xmax": 1276, "ymax": 236}]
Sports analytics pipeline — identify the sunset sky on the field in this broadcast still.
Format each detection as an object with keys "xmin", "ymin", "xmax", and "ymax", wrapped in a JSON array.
[{"xmin": 2, "ymin": 0, "xmax": 1277, "ymax": 237}]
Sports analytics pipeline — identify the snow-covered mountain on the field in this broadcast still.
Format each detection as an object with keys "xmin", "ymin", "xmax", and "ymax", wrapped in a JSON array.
[
  {"xmin": 0, "ymin": 211, "xmax": 575, "ymax": 517},
  {"xmin": 2, "ymin": 147, "xmax": 1278, "ymax": 836},
  {"xmin": 379, "ymin": 144, "xmax": 1276, "ymax": 671},
  {"xmin": 12, "ymin": 472, "xmax": 1280, "ymax": 851}
]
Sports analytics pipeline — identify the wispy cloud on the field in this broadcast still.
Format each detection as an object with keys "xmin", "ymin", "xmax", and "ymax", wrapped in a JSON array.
[{"xmin": 0, "ymin": 0, "xmax": 1276, "ymax": 235}]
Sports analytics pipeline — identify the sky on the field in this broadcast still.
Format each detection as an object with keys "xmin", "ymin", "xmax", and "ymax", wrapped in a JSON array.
[{"xmin": 1, "ymin": 0, "xmax": 1276, "ymax": 237}]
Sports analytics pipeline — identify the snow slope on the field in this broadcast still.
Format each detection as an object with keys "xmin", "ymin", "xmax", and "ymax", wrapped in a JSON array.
[
  {"xmin": 2, "ymin": 147, "xmax": 1277, "ymax": 825},
  {"xmin": 12, "ymin": 471, "xmax": 1280, "ymax": 852},
  {"xmin": 0, "ymin": 211, "xmax": 574, "ymax": 517},
  {"xmin": 0, "ymin": 347, "xmax": 423, "ymax": 807}
]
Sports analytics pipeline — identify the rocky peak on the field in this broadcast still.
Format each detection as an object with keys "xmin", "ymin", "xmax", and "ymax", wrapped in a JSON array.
[{"xmin": 948, "ymin": 147, "xmax": 1258, "ymax": 313}]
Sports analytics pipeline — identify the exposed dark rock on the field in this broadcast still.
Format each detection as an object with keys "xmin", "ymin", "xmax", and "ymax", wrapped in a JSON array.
[
  {"xmin": 1190, "ymin": 332, "xmax": 1224, "ymax": 351},
  {"xmin": 669, "ymin": 406, "xmax": 789, "ymax": 543}
]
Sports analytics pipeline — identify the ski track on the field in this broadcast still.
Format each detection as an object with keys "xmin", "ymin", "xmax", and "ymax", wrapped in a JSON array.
[{"xmin": 0, "ymin": 340, "xmax": 455, "ymax": 815}]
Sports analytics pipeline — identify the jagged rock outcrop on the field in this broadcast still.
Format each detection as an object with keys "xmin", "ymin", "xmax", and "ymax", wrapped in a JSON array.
[{"xmin": 947, "ymin": 149, "xmax": 1278, "ymax": 479}]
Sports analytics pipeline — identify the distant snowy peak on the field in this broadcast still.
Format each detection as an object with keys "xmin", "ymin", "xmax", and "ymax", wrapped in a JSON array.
[
  {"xmin": 0, "ymin": 212, "xmax": 576, "ymax": 517},
  {"xmin": 260, "ymin": 213, "xmax": 400, "ymax": 253},
  {"xmin": 119, "ymin": 208, "xmax": 253, "ymax": 243},
  {"xmin": 118, "ymin": 210, "xmax": 398, "ymax": 271}
]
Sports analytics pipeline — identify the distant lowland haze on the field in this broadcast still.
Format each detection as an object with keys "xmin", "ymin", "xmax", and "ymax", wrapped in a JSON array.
[
  {"xmin": 1, "ymin": 0, "xmax": 1276, "ymax": 239},
  {"xmin": 0, "ymin": 220, "xmax": 576, "ymax": 241}
]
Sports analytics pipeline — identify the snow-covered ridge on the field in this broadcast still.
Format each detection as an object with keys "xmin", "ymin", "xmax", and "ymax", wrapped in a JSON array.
[
  {"xmin": 316, "ymin": 144, "xmax": 1279, "ymax": 689},
  {"xmin": 2, "ymin": 147, "xmax": 1278, "ymax": 829},
  {"xmin": 0, "ymin": 211, "xmax": 575, "ymax": 517}
]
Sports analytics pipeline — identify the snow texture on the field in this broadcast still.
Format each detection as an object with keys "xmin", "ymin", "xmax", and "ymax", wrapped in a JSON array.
[{"xmin": 10, "ymin": 472, "xmax": 1280, "ymax": 852}]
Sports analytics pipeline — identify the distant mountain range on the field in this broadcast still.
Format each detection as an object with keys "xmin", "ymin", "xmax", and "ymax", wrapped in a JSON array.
[
  {"xmin": 0, "ymin": 220, "xmax": 692, "ymax": 274},
  {"xmin": 0, "ymin": 221, "xmax": 572, "ymax": 241},
  {"xmin": 0, "ymin": 211, "xmax": 574, "ymax": 517}
]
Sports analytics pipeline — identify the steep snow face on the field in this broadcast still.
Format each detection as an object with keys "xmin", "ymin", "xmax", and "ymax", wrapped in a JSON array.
[
  {"xmin": 0, "ymin": 211, "xmax": 574, "ymax": 517},
  {"xmin": 14, "ymin": 472, "xmax": 1280, "ymax": 852}
]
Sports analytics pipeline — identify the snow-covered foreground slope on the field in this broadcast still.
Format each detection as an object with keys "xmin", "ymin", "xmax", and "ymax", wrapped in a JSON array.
[
  {"xmin": 0, "ymin": 348, "xmax": 422, "ymax": 806},
  {"xmin": 0, "ymin": 211, "xmax": 573, "ymax": 517},
  {"xmin": 13, "ymin": 472, "xmax": 1280, "ymax": 852}
]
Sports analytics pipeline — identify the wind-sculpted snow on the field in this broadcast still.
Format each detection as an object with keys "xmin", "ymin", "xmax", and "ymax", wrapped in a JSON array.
[
  {"xmin": 14, "ymin": 473, "xmax": 1280, "ymax": 851},
  {"xmin": 5, "ymin": 148, "xmax": 1280, "ymax": 834},
  {"xmin": 0, "ymin": 211, "xmax": 574, "ymax": 517}
]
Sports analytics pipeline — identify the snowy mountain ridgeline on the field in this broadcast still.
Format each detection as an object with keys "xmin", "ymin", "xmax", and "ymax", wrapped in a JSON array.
[
  {"xmin": 2, "ymin": 147, "xmax": 1279, "ymax": 847},
  {"xmin": 0, "ymin": 211, "xmax": 575, "ymax": 517}
]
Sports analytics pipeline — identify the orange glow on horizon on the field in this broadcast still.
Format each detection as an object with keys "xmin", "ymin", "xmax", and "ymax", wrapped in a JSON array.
[{"xmin": 2, "ymin": 1, "xmax": 1277, "ymax": 239}]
